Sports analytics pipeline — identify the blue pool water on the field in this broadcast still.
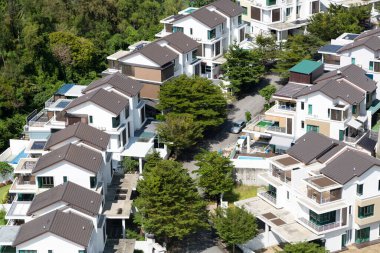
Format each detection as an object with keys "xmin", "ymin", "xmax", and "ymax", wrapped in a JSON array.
[
  {"xmin": 184, "ymin": 7, "xmax": 197, "ymax": 13},
  {"xmin": 10, "ymin": 149, "xmax": 28, "ymax": 164},
  {"xmin": 237, "ymin": 156, "xmax": 265, "ymax": 160}
]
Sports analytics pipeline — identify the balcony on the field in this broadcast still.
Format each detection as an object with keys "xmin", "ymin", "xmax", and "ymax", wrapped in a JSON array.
[
  {"xmin": 27, "ymin": 109, "xmax": 49, "ymax": 127},
  {"xmin": 344, "ymin": 129, "xmax": 366, "ymax": 143},
  {"xmin": 298, "ymin": 217, "xmax": 341, "ymax": 233},
  {"xmin": 14, "ymin": 158, "xmax": 38, "ymax": 174},
  {"xmin": 259, "ymin": 191, "xmax": 277, "ymax": 205},
  {"xmin": 271, "ymin": 165, "xmax": 292, "ymax": 184},
  {"xmin": 10, "ymin": 176, "xmax": 37, "ymax": 193},
  {"xmin": 244, "ymin": 115, "xmax": 286, "ymax": 134}
]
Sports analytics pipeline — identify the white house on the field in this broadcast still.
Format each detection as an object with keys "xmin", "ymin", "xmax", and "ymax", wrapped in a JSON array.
[
  {"xmin": 236, "ymin": 131, "xmax": 380, "ymax": 252},
  {"xmin": 319, "ymin": 28, "xmax": 380, "ymax": 82}
]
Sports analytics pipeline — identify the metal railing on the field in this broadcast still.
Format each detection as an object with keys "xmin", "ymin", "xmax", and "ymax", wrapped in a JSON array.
[
  {"xmin": 259, "ymin": 191, "xmax": 276, "ymax": 204},
  {"xmin": 277, "ymin": 104, "xmax": 296, "ymax": 111},
  {"xmin": 44, "ymin": 96, "xmax": 55, "ymax": 108},
  {"xmin": 267, "ymin": 125, "xmax": 286, "ymax": 133},
  {"xmin": 298, "ymin": 217, "xmax": 340, "ymax": 232},
  {"xmin": 28, "ymin": 109, "xmax": 49, "ymax": 127}
]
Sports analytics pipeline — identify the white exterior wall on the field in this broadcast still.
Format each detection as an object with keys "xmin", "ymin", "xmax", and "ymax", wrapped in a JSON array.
[{"xmin": 121, "ymin": 53, "xmax": 160, "ymax": 68}]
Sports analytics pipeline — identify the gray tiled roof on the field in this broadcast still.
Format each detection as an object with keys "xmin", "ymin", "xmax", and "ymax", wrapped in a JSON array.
[
  {"xmin": 83, "ymin": 73, "xmax": 143, "ymax": 97},
  {"xmin": 13, "ymin": 210, "xmax": 94, "ymax": 247},
  {"xmin": 321, "ymin": 149, "xmax": 380, "ymax": 184},
  {"xmin": 337, "ymin": 36, "xmax": 380, "ymax": 53},
  {"xmin": 273, "ymin": 82, "xmax": 307, "ymax": 99},
  {"xmin": 136, "ymin": 42, "xmax": 178, "ymax": 67},
  {"xmin": 27, "ymin": 181, "xmax": 102, "ymax": 216},
  {"xmin": 45, "ymin": 123, "xmax": 110, "ymax": 151},
  {"xmin": 354, "ymin": 28, "xmax": 380, "ymax": 41},
  {"xmin": 208, "ymin": 0, "xmax": 244, "ymax": 17},
  {"xmin": 33, "ymin": 143, "xmax": 103, "ymax": 174},
  {"xmin": 158, "ymin": 32, "xmax": 199, "ymax": 54},
  {"xmin": 65, "ymin": 88, "xmax": 128, "ymax": 115},
  {"xmin": 183, "ymin": 7, "xmax": 226, "ymax": 28},
  {"xmin": 314, "ymin": 64, "xmax": 377, "ymax": 93},
  {"xmin": 287, "ymin": 132, "xmax": 339, "ymax": 164}
]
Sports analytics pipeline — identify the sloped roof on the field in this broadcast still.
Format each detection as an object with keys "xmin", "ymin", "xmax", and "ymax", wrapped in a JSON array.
[
  {"xmin": 337, "ymin": 36, "xmax": 380, "ymax": 53},
  {"xmin": 83, "ymin": 73, "xmax": 143, "ymax": 97},
  {"xmin": 33, "ymin": 144, "xmax": 103, "ymax": 174},
  {"xmin": 354, "ymin": 28, "xmax": 380, "ymax": 41},
  {"xmin": 27, "ymin": 181, "xmax": 102, "ymax": 216},
  {"xmin": 289, "ymin": 60, "xmax": 323, "ymax": 75},
  {"xmin": 13, "ymin": 210, "xmax": 93, "ymax": 247},
  {"xmin": 175, "ymin": 6, "xmax": 226, "ymax": 28},
  {"xmin": 273, "ymin": 82, "xmax": 307, "ymax": 99},
  {"xmin": 287, "ymin": 132, "xmax": 339, "ymax": 165},
  {"xmin": 208, "ymin": 0, "xmax": 244, "ymax": 17},
  {"xmin": 321, "ymin": 149, "xmax": 380, "ymax": 184},
  {"xmin": 45, "ymin": 123, "xmax": 110, "ymax": 151},
  {"xmin": 65, "ymin": 88, "xmax": 128, "ymax": 115},
  {"xmin": 158, "ymin": 32, "xmax": 199, "ymax": 54},
  {"xmin": 296, "ymin": 78, "xmax": 365, "ymax": 105},
  {"xmin": 134, "ymin": 42, "xmax": 178, "ymax": 67},
  {"xmin": 314, "ymin": 64, "xmax": 377, "ymax": 93}
]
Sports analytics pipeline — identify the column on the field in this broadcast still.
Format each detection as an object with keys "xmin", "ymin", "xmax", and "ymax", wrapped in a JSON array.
[
  {"xmin": 122, "ymin": 219, "xmax": 126, "ymax": 239},
  {"xmin": 247, "ymin": 134, "xmax": 251, "ymax": 153},
  {"xmin": 265, "ymin": 223, "xmax": 270, "ymax": 245},
  {"xmin": 139, "ymin": 158, "xmax": 143, "ymax": 174}
]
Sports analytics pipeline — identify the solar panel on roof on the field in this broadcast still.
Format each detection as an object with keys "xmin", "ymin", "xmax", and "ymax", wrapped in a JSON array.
[
  {"xmin": 31, "ymin": 141, "xmax": 46, "ymax": 150},
  {"xmin": 56, "ymin": 101, "xmax": 71, "ymax": 109},
  {"xmin": 55, "ymin": 84, "xmax": 75, "ymax": 96},
  {"xmin": 344, "ymin": 34, "xmax": 359, "ymax": 40},
  {"xmin": 318, "ymin": 45, "xmax": 343, "ymax": 53}
]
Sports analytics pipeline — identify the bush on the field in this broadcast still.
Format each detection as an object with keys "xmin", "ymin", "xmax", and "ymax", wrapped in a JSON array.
[
  {"xmin": 6, "ymin": 180, "xmax": 12, "ymax": 185},
  {"xmin": 245, "ymin": 111, "xmax": 251, "ymax": 122},
  {"xmin": 122, "ymin": 157, "xmax": 139, "ymax": 174}
]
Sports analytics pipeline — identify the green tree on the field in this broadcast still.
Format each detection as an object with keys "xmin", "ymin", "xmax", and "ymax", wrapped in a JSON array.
[
  {"xmin": 158, "ymin": 75, "xmax": 227, "ymax": 132},
  {"xmin": 122, "ymin": 157, "xmax": 139, "ymax": 173},
  {"xmin": 308, "ymin": 4, "xmax": 371, "ymax": 41},
  {"xmin": 157, "ymin": 113, "xmax": 203, "ymax": 158},
  {"xmin": 134, "ymin": 160, "xmax": 208, "ymax": 244},
  {"xmin": 188, "ymin": 0, "xmax": 213, "ymax": 7},
  {"xmin": 212, "ymin": 206, "xmax": 258, "ymax": 253},
  {"xmin": 255, "ymin": 34, "xmax": 278, "ymax": 66},
  {"xmin": 280, "ymin": 242, "xmax": 328, "ymax": 253},
  {"xmin": 0, "ymin": 114, "xmax": 26, "ymax": 152},
  {"xmin": 143, "ymin": 151, "xmax": 163, "ymax": 172},
  {"xmin": 223, "ymin": 44, "xmax": 265, "ymax": 94},
  {"xmin": 194, "ymin": 150, "xmax": 234, "ymax": 203},
  {"xmin": 259, "ymin": 84, "xmax": 277, "ymax": 109},
  {"xmin": 274, "ymin": 34, "xmax": 323, "ymax": 79},
  {"xmin": 0, "ymin": 162, "xmax": 13, "ymax": 179}
]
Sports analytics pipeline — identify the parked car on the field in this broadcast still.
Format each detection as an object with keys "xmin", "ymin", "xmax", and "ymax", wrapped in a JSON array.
[{"xmin": 230, "ymin": 120, "xmax": 246, "ymax": 134}]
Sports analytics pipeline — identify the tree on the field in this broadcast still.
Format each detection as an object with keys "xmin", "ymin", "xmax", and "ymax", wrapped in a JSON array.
[
  {"xmin": 212, "ymin": 206, "xmax": 258, "ymax": 253},
  {"xmin": 308, "ymin": 4, "xmax": 371, "ymax": 41},
  {"xmin": 254, "ymin": 34, "xmax": 278, "ymax": 66},
  {"xmin": 194, "ymin": 150, "xmax": 234, "ymax": 203},
  {"xmin": 0, "ymin": 162, "xmax": 12, "ymax": 179},
  {"xmin": 223, "ymin": 44, "xmax": 265, "ymax": 94},
  {"xmin": 122, "ymin": 157, "xmax": 139, "ymax": 173},
  {"xmin": 158, "ymin": 75, "xmax": 227, "ymax": 132},
  {"xmin": 280, "ymin": 242, "xmax": 328, "ymax": 253},
  {"xmin": 259, "ymin": 84, "xmax": 277, "ymax": 109},
  {"xmin": 274, "ymin": 34, "xmax": 323, "ymax": 79},
  {"xmin": 157, "ymin": 113, "xmax": 203, "ymax": 158},
  {"xmin": 188, "ymin": 0, "xmax": 213, "ymax": 7},
  {"xmin": 134, "ymin": 160, "xmax": 208, "ymax": 244},
  {"xmin": 143, "ymin": 151, "xmax": 163, "ymax": 172}
]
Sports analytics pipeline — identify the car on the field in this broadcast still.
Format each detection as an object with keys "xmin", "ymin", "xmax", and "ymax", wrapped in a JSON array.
[{"xmin": 230, "ymin": 120, "xmax": 246, "ymax": 134}]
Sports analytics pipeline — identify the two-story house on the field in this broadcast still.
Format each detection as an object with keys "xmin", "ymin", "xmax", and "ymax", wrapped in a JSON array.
[
  {"xmin": 239, "ymin": 0, "xmax": 320, "ymax": 42},
  {"xmin": 319, "ymin": 28, "xmax": 380, "ymax": 81},
  {"xmin": 236, "ymin": 131, "xmax": 380, "ymax": 252}
]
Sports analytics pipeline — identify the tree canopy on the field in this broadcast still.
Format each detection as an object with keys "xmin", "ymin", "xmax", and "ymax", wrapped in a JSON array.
[
  {"xmin": 158, "ymin": 75, "xmax": 227, "ymax": 132},
  {"xmin": 212, "ymin": 206, "xmax": 258, "ymax": 253},
  {"xmin": 280, "ymin": 242, "xmax": 328, "ymax": 253},
  {"xmin": 134, "ymin": 159, "xmax": 209, "ymax": 243},
  {"xmin": 223, "ymin": 44, "xmax": 265, "ymax": 94},
  {"xmin": 0, "ymin": 162, "xmax": 13, "ymax": 178},
  {"xmin": 194, "ymin": 150, "xmax": 234, "ymax": 201},
  {"xmin": 259, "ymin": 84, "xmax": 277, "ymax": 109},
  {"xmin": 308, "ymin": 4, "xmax": 371, "ymax": 41}
]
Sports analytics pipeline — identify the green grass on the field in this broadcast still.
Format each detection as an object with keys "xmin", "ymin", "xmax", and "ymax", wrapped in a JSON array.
[
  {"xmin": 224, "ymin": 185, "xmax": 259, "ymax": 203},
  {"xmin": 0, "ymin": 184, "xmax": 11, "ymax": 204},
  {"xmin": 372, "ymin": 121, "xmax": 380, "ymax": 132}
]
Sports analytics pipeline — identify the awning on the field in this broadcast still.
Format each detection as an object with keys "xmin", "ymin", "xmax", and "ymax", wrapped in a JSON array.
[
  {"xmin": 121, "ymin": 137, "xmax": 154, "ymax": 158},
  {"xmin": 269, "ymin": 136, "xmax": 293, "ymax": 149},
  {"xmin": 0, "ymin": 226, "xmax": 20, "ymax": 246},
  {"xmin": 347, "ymin": 118, "xmax": 362, "ymax": 129},
  {"xmin": 356, "ymin": 115, "xmax": 367, "ymax": 123}
]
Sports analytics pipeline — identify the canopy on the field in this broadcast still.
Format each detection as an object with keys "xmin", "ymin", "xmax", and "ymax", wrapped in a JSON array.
[
  {"xmin": 347, "ymin": 118, "xmax": 362, "ymax": 129},
  {"xmin": 269, "ymin": 136, "xmax": 293, "ymax": 150}
]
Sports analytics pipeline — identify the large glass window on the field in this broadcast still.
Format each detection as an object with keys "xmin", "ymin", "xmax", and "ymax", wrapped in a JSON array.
[
  {"xmin": 37, "ymin": 177, "xmax": 54, "ymax": 188},
  {"xmin": 268, "ymin": 184, "xmax": 277, "ymax": 198},
  {"xmin": 207, "ymin": 29, "xmax": 216, "ymax": 40},
  {"xmin": 306, "ymin": 125, "xmax": 319, "ymax": 133},
  {"xmin": 172, "ymin": 26, "xmax": 183, "ymax": 33},
  {"xmin": 90, "ymin": 176, "xmax": 97, "ymax": 189},
  {"xmin": 356, "ymin": 227, "xmax": 370, "ymax": 244},
  {"xmin": 309, "ymin": 210, "xmax": 336, "ymax": 226},
  {"xmin": 358, "ymin": 205, "xmax": 374, "ymax": 218},
  {"xmin": 112, "ymin": 115, "xmax": 120, "ymax": 128}
]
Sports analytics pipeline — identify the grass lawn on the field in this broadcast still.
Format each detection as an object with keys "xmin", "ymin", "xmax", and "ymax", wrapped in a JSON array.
[
  {"xmin": 372, "ymin": 121, "xmax": 380, "ymax": 132},
  {"xmin": 224, "ymin": 185, "xmax": 259, "ymax": 203}
]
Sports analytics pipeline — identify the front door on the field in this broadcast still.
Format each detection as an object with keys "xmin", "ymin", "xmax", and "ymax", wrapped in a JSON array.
[{"xmin": 342, "ymin": 234, "xmax": 347, "ymax": 248}]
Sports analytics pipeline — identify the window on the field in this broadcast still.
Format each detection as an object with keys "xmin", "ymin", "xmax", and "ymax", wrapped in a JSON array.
[
  {"xmin": 89, "ymin": 116, "xmax": 93, "ymax": 123},
  {"xmin": 357, "ymin": 184, "xmax": 363, "ymax": 196},
  {"xmin": 190, "ymin": 28, "xmax": 193, "ymax": 35},
  {"xmin": 192, "ymin": 50, "xmax": 197, "ymax": 61},
  {"xmin": 356, "ymin": 227, "xmax": 370, "ymax": 244},
  {"xmin": 125, "ymin": 107, "xmax": 129, "ymax": 119},
  {"xmin": 238, "ymin": 15, "xmax": 242, "ymax": 25},
  {"xmin": 349, "ymin": 205, "xmax": 352, "ymax": 214},
  {"xmin": 63, "ymin": 176, "xmax": 67, "ymax": 183},
  {"xmin": 352, "ymin": 105, "xmax": 357, "ymax": 114},
  {"xmin": 207, "ymin": 29, "xmax": 216, "ymax": 40},
  {"xmin": 301, "ymin": 121, "xmax": 304, "ymax": 129},
  {"xmin": 306, "ymin": 125, "xmax": 319, "ymax": 133},
  {"xmin": 296, "ymin": 5, "xmax": 301, "ymax": 14},
  {"xmin": 242, "ymin": 6, "xmax": 248, "ymax": 15},
  {"xmin": 379, "ymin": 224, "xmax": 380, "ymax": 236},
  {"xmin": 78, "ymin": 251, "xmax": 87, "ymax": 253},
  {"xmin": 215, "ymin": 41, "xmax": 221, "ymax": 56},
  {"xmin": 370, "ymin": 61, "xmax": 374, "ymax": 71},
  {"xmin": 286, "ymin": 7, "xmax": 291, "ymax": 16},
  {"xmin": 37, "ymin": 177, "xmax": 54, "ymax": 188},
  {"xmin": 90, "ymin": 176, "xmax": 97, "ymax": 189},
  {"xmin": 351, "ymin": 58, "xmax": 356, "ymax": 64},
  {"xmin": 48, "ymin": 251, "xmax": 53, "ymax": 253},
  {"xmin": 301, "ymin": 102, "xmax": 304, "ymax": 110},
  {"xmin": 287, "ymin": 191, "xmax": 289, "ymax": 199},
  {"xmin": 272, "ymin": 8, "xmax": 280, "ymax": 22},
  {"xmin": 308, "ymin": 104, "xmax": 312, "ymax": 115},
  {"xmin": 172, "ymin": 26, "xmax": 183, "ymax": 33},
  {"xmin": 358, "ymin": 205, "xmax": 374, "ymax": 218},
  {"xmin": 309, "ymin": 210, "xmax": 336, "ymax": 226},
  {"xmin": 19, "ymin": 251, "xmax": 37, "ymax": 253},
  {"xmin": 112, "ymin": 115, "xmax": 120, "ymax": 128}
]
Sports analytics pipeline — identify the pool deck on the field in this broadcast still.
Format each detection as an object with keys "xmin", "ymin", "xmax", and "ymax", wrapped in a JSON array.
[{"xmin": 233, "ymin": 152, "xmax": 276, "ymax": 159}]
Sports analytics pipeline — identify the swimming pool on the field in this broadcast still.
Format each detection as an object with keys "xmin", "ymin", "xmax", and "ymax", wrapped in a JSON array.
[
  {"xmin": 184, "ymin": 7, "xmax": 197, "ymax": 13},
  {"xmin": 257, "ymin": 120, "xmax": 273, "ymax": 128},
  {"xmin": 10, "ymin": 149, "xmax": 28, "ymax": 165},
  {"xmin": 237, "ymin": 156, "xmax": 265, "ymax": 160}
]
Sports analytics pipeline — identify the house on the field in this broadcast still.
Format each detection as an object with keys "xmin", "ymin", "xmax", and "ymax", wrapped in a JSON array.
[
  {"xmin": 157, "ymin": 0, "xmax": 246, "ymax": 79},
  {"xmin": 102, "ymin": 33, "xmax": 200, "ymax": 100},
  {"xmin": 243, "ymin": 63, "xmax": 378, "ymax": 154},
  {"xmin": 239, "ymin": 0, "xmax": 319, "ymax": 42},
  {"xmin": 319, "ymin": 28, "xmax": 380, "ymax": 81},
  {"xmin": 236, "ymin": 131, "xmax": 380, "ymax": 252}
]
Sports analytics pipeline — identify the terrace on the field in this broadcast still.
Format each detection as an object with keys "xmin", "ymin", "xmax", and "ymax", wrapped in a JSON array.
[
  {"xmin": 10, "ymin": 175, "xmax": 37, "ymax": 194},
  {"xmin": 13, "ymin": 158, "xmax": 38, "ymax": 174},
  {"xmin": 243, "ymin": 115, "xmax": 286, "ymax": 134}
]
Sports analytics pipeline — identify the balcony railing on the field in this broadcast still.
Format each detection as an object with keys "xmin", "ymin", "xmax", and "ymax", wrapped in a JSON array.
[
  {"xmin": 266, "ymin": 125, "xmax": 286, "ymax": 133},
  {"xmin": 298, "ymin": 217, "xmax": 340, "ymax": 232},
  {"xmin": 344, "ymin": 130, "xmax": 366, "ymax": 143},
  {"xmin": 44, "ymin": 96, "xmax": 55, "ymax": 108},
  {"xmin": 277, "ymin": 104, "xmax": 296, "ymax": 111},
  {"xmin": 259, "ymin": 191, "xmax": 276, "ymax": 204}
]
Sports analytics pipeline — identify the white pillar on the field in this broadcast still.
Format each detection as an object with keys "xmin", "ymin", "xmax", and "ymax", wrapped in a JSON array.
[
  {"xmin": 139, "ymin": 158, "xmax": 143, "ymax": 174},
  {"xmin": 265, "ymin": 223, "xmax": 269, "ymax": 245},
  {"xmin": 247, "ymin": 134, "xmax": 251, "ymax": 153},
  {"xmin": 122, "ymin": 219, "xmax": 126, "ymax": 239}
]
